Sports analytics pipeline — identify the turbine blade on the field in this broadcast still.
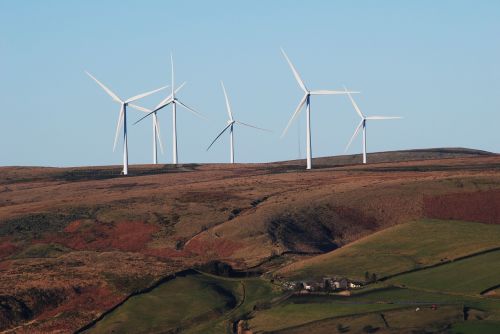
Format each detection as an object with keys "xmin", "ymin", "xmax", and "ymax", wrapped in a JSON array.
[
  {"xmin": 281, "ymin": 94, "xmax": 307, "ymax": 138},
  {"xmin": 310, "ymin": 90, "xmax": 360, "ymax": 95},
  {"xmin": 235, "ymin": 121, "xmax": 271, "ymax": 132},
  {"xmin": 85, "ymin": 71, "xmax": 122, "ymax": 103},
  {"xmin": 125, "ymin": 86, "xmax": 168, "ymax": 103},
  {"xmin": 174, "ymin": 81, "xmax": 186, "ymax": 95},
  {"xmin": 154, "ymin": 114, "xmax": 164, "ymax": 154},
  {"xmin": 128, "ymin": 103, "xmax": 151, "ymax": 113},
  {"xmin": 153, "ymin": 99, "xmax": 174, "ymax": 114},
  {"xmin": 155, "ymin": 96, "xmax": 174, "ymax": 110},
  {"xmin": 207, "ymin": 123, "xmax": 232, "ymax": 151},
  {"xmin": 154, "ymin": 82, "xmax": 186, "ymax": 110},
  {"xmin": 176, "ymin": 99, "xmax": 206, "ymax": 119},
  {"xmin": 221, "ymin": 81, "xmax": 233, "ymax": 121},
  {"xmin": 280, "ymin": 48, "xmax": 307, "ymax": 92},
  {"xmin": 171, "ymin": 52, "xmax": 175, "ymax": 97},
  {"xmin": 343, "ymin": 86, "xmax": 364, "ymax": 118},
  {"xmin": 345, "ymin": 120, "xmax": 364, "ymax": 153},
  {"xmin": 133, "ymin": 107, "xmax": 165, "ymax": 125},
  {"xmin": 113, "ymin": 105, "xmax": 124, "ymax": 152},
  {"xmin": 365, "ymin": 116, "xmax": 403, "ymax": 120}
]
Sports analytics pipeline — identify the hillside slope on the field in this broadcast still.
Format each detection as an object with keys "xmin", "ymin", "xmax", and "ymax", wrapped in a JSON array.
[
  {"xmin": 1, "ymin": 148, "xmax": 499, "ymax": 332},
  {"xmin": 277, "ymin": 219, "xmax": 500, "ymax": 280}
]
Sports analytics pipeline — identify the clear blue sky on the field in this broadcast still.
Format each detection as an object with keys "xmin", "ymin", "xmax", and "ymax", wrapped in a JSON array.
[{"xmin": 1, "ymin": 0, "xmax": 498, "ymax": 167}]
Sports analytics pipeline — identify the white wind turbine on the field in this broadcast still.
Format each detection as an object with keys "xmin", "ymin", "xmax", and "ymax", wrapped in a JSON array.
[
  {"xmin": 280, "ymin": 48, "xmax": 358, "ymax": 170},
  {"xmin": 127, "ymin": 104, "xmax": 164, "ymax": 164},
  {"xmin": 206, "ymin": 81, "xmax": 270, "ymax": 163},
  {"xmin": 86, "ymin": 71, "xmax": 167, "ymax": 175},
  {"xmin": 134, "ymin": 53, "xmax": 203, "ymax": 165},
  {"xmin": 344, "ymin": 87, "xmax": 402, "ymax": 164}
]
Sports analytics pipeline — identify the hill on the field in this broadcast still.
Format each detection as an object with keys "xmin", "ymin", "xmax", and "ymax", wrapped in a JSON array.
[
  {"xmin": 280, "ymin": 147, "xmax": 494, "ymax": 167},
  {"xmin": 0, "ymin": 148, "xmax": 499, "ymax": 332},
  {"xmin": 277, "ymin": 219, "xmax": 500, "ymax": 280}
]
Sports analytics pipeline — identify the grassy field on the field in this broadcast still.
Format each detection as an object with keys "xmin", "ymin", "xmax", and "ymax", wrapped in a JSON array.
[
  {"xmin": 85, "ymin": 272, "xmax": 242, "ymax": 334},
  {"xmin": 84, "ymin": 271, "xmax": 281, "ymax": 334},
  {"xmin": 278, "ymin": 219, "xmax": 500, "ymax": 280},
  {"xmin": 186, "ymin": 275, "xmax": 282, "ymax": 334},
  {"xmin": 348, "ymin": 287, "xmax": 500, "ymax": 314},
  {"xmin": 389, "ymin": 250, "xmax": 500, "ymax": 295},
  {"xmin": 247, "ymin": 286, "xmax": 500, "ymax": 333},
  {"xmin": 350, "ymin": 286, "xmax": 474, "ymax": 303},
  {"xmin": 271, "ymin": 305, "xmax": 463, "ymax": 334},
  {"xmin": 452, "ymin": 321, "xmax": 500, "ymax": 334},
  {"xmin": 271, "ymin": 312, "xmax": 387, "ymax": 334},
  {"xmin": 247, "ymin": 299, "xmax": 403, "ymax": 333}
]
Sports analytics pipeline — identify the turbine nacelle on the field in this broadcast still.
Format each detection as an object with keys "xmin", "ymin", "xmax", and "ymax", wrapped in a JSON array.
[
  {"xmin": 85, "ymin": 71, "xmax": 167, "ymax": 174},
  {"xmin": 131, "ymin": 53, "xmax": 203, "ymax": 165},
  {"xmin": 343, "ymin": 86, "xmax": 402, "ymax": 163},
  {"xmin": 280, "ymin": 49, "xmax": 360, "ymax": 140},
  {"xmin": 207, "ymin": 81, "xmax": 271, "ymax": 161},
  {"xmin": 132, "ymin": 81, "xmax": 204, "ymax": 126}
]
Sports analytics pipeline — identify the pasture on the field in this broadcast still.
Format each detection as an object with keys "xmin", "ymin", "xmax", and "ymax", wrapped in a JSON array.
[{"xmin": 279, "ymin": 219, "xmax": 500, "ymax": 280}]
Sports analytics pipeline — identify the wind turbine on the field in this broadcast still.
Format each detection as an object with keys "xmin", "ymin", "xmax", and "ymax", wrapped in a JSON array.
[
  {"xmin": 134, "ymin": 53, "xmax": 203, "ymax": 165},
  {"xmin": 127, "ymin": 104, "xmax": 164, "ymax": 164},
  {"xmin": 344, "ymin": 87, "xmax": 402, "ymax": 164},
  {"xmin": 206, "ymin": 81, "xmax": 270, "ymax": 163},
  {"xmin": 280, "ymin": 48, "xmax": 358, "ymax": 170},
  {"xmin": 85, "ymin": 71, "xmax": 167, "ymax": 175}
]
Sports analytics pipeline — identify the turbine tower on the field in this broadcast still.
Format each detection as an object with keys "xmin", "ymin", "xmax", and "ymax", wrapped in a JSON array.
[
  {"xmin": 344, "ymin": 87, "xmax": 402, "ymax": 164},
  {"xmin": 128, "ymin": 104, "xmax": 164, "ymax": 164},
  {"xmin": 207, "ymin": 81, "xmax": 270, "ymax": 163},
  {"xmin": 280, "ymin": 48, "xmax": 358, "ymax": 170},
  {"xmin": 134, "ymin": 53, "xmax": 203, "ymax": 165},
  {"xmin": 85, "ymin": 71, "xmax": 166, "ymax": 175}
]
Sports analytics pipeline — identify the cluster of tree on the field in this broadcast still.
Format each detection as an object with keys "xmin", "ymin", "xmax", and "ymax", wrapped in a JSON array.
[
  {"xmin": 195, "ymin": 260, "xmax": 261, "ymax": 278},
  {"xmin": 364, "ymin": 271, "xmax": 377, "ymax": 283}
]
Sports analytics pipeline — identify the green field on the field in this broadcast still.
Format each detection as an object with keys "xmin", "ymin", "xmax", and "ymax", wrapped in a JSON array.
[
  {"xmin": 271, "ymin": 312, "xmax": 387, "ymax": 334},
  {"xmin": 84, "ymin": 271, "xmax": 281, "ymax": 334},
  {"xmin": 389, "ymin": 250, "xmax": 500, "ymax": 295},
  {"xmin": 85, "ymin": 272, "xmax": 241, "ymax": 334},
  {"xmin": 270, "ymin": 305, "xmax": 463, "ymax": 334},
  {"xmin": 279, "ymin": 219, "xmax": 500, "ymax": 280},
  {"xmin": 186, "ymin": 274, "xmax": 282, "ymax": 334},
  {"xmin": 247, "ymin": 287, "xmax": 500, "ymax": 333},
  {"xmin": 247, "ymin": 298, "xmax": 403, "ymax": 332},
  {"xmin": 452, "ymin": 320, "xmax": 500, "ymax": 334},
  {"xmin": 349, "ymin": 287, "xmax": 500, "ymax": 313}
]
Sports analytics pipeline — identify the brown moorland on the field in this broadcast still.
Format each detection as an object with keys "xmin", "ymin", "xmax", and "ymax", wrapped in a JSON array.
[{"xmin": 1, "ymin": 148, "xmax": 499, "ymax": 332}]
